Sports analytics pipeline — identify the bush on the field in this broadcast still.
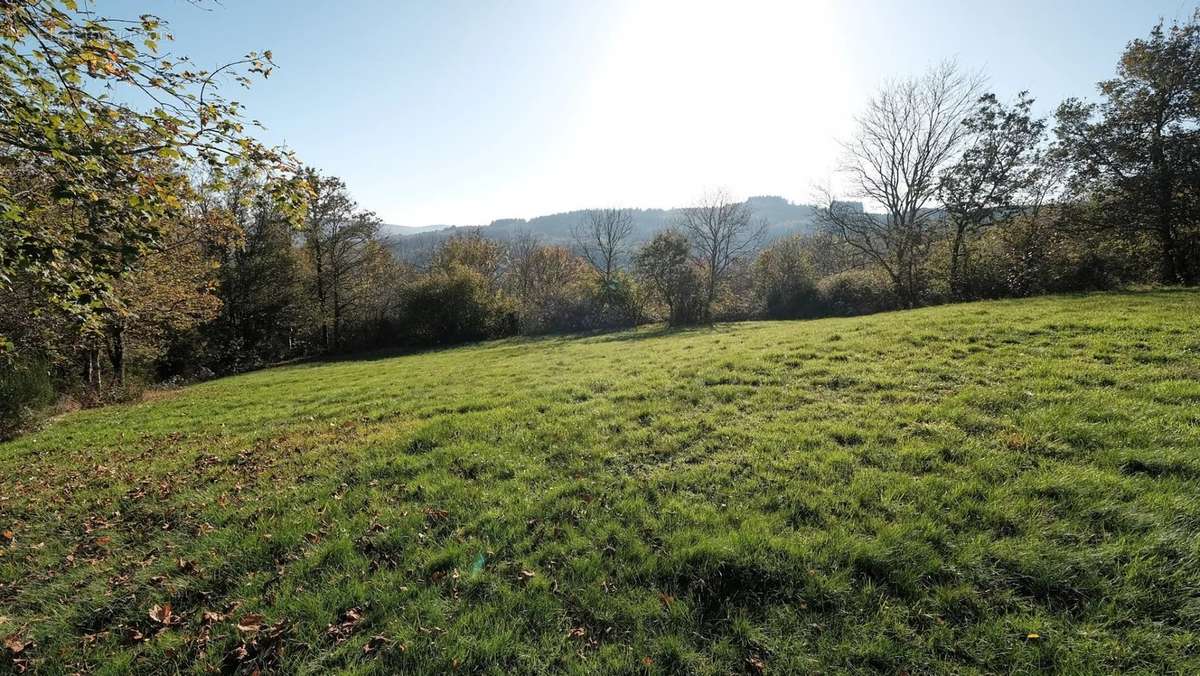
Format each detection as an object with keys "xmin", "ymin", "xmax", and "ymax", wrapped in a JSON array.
[
  {"xmin": 519, "ymin": 278, "xmax": 646, "ymax": 335},
  {"xmin": 755, "ymin": 236, "xmax": 820, "ymax": 319},
  {"xmin": 516, "ymin": 282, "xmax": 592, "ymax": 335},
  {"xmin": 816, "ymin": 268, "xmax": 898, "ymax": 316},
  {"xmin": 399, "ymin": 265, "xmax": 517, "ymax": 345},
  {"xmin": 634, "ymin": 231, "xmax": 707, "ymax": 326},
  {"xmin": 956, "ymin": 218, "xmax": 1158, "ymax": 299},
  {"xmin": 0, "ymin": 357, "xmax": 55, "ymax": 439},
  {"xmin": 592, "ymin": 273, "xmax": 645, "ymax": 329}
]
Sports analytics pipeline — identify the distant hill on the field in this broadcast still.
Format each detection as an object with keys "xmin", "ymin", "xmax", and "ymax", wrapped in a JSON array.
[
  {"xmin": 386, "ymin": 195, "xmax": 825, "ymax": 263},
  {"xmin": 379, "ymin": 224, "xmax": 458, "ymax": 237}
]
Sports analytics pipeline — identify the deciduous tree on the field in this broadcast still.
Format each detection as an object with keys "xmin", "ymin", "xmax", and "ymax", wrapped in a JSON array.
[
  {"xmin": 819, "ymin": 62, "xmax": 982, "ymax": 306},
  {"xmin": 0, "ymin": 0, "xmax": 306, "ymax": 351},
  {"xmin": 1054, "ymin": 10, "xmax": 1200, "ymax": 284},
  {"xmin": 678, "ymin": 190, "xmax": 764, "ymax": 321},
  {"xmin": 939, "ymin": 92, "xmax": 1046, "ymax": 297}
]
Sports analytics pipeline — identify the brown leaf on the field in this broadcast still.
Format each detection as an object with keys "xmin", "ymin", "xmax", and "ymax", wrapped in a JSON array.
[
  {"xmin": 362, "ymin": 634, "xmax": 396, "ymax": 655},
  {"xmin": 201, "ymin": 610, "xmax": 225, "ymax": 624},
  {"xmin": 4, "ymin": 633, "xmax": 27, "ymax": 655},
  {"xmin": 568, "ymin": 626, "xmax": 586, "ymax": 638},
  {"xmin": 1, "ymin": 530, "xmax": 13, "ymax": 543},
  {"xmin": 642, "ymin": 656, "xmax": 654, "ymax": 666},
  {"xmin": 236, "ymin": 613, "xmax": 264, "ymax": 633},
  {"xmin": 149, "ymin": 603, "xmax": 174, "ymax": 625},
  {"xmin": 658, "ymin": 592, "xmax": 675, "ymax": 607},
  {"xmin": 326, "ymin": 607, "xmax": 366, "ymax": 643},
  {"xmin": 747, "ymin": 655, "xmax": 766, "ymax": 673}
]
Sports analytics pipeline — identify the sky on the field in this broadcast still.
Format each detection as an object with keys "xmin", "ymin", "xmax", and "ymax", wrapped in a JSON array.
[{"xmin": 106, "ymin": 0, "xmax": 1197, "ymax": 226}]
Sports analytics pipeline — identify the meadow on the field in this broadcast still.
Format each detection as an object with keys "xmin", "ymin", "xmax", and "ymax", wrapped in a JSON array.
[{"xmin": 2, "ymin": 290, "xmax": 1199, "ymax": 674}]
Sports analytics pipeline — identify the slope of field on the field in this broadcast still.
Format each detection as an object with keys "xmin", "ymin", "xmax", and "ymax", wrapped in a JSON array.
[{"xmin": 3, "ymin": 291, "xmax": 1199, "ymax": 673}]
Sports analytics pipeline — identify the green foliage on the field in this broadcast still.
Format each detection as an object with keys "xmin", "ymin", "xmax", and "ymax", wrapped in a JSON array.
[
  {"xmin": 593, "ymin": 271, "xmax": 645, "ymax": 329},
  {"xmin": 634, "ymin": 230, "xmax": 706, "ymax": 325},
  {"xmin": 939, "ymin": 92, "xmax": 1046, "ymax": 297},
  {"xmin": 754, "ymin": 235, "xmax": 820, "ymax": 319},
  {"xmin": 940, "ymin": 213, "xmax": 1159, "ymax": 299},
  {"xmin": 204, "ymin": 176, "xmax": 311, "ymax": 372},
  {"xmin": 2, "ymin": 291, "xmax": 1199, "ymax": 672},
  {"xmin": 1054, "ymin": 10, "xmax": 1200, "ymax": 284},
  {"xmin": 0, "ymin": 0, "xmax": 306, "ymax": 347},
  {"xmin": 816, "ymin": 268, "xmax": 898, "ymax": 316},
  {"xmin": 0, "ymin": 356, "xmax": 54, "ymax": 439},
  {"xmin": 399, "ymin": 265, "xmax": 516, "ymax": 344}
]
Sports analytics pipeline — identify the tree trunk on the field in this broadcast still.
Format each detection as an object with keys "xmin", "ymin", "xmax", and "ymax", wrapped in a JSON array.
[
  {"xmin": 331, "ymin": 277, "xmax": 341, "ymax": 350},
  {"xmin": 704, "ymin": 260, "xmax": 717, "ymax": 324},
  {"xmin": 107, "ymin": 321, "xmax": 126, "ymax": 386},
  {"xmin": 949, "ymin": 225, "xmax": 966, "ymax": 299},
  {"xmin": 84, "ymin": 345, "xmax": 102, "ymax": 391},
  {"xmin": 1158, "ymin": 221, "xmax": 1181, "ymax": 284}
]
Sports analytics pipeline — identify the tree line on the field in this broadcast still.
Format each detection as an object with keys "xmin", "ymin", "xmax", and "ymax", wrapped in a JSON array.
[{"xmin": 2, "ymin": 1, "xmax": 1198, "ymax": 436}]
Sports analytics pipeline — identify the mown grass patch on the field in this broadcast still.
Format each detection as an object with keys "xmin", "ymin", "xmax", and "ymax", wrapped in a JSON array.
[{"xmin": 2, "ymin": 290, "xmax": 1199, "ymax": 673}]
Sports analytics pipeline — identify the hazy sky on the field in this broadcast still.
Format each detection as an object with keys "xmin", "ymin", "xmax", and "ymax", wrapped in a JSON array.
[{"xmin": 109, "ymin": 0, "xmax": 1195, "ymax": 225}]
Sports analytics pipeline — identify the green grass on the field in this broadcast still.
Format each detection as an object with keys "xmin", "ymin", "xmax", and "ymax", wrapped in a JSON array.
[{"xmin": 3, "ymin": 290, "xmax": 1200, "ymax": 674}]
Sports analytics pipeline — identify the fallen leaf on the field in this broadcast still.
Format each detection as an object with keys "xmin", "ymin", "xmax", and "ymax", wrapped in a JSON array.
[
  {"xmin": 658, "ymin": 592, "xmax": 675, "ymax": 607},
  {"xmin": 642, "ymin": 656, "xmax": 654, "ymax": 666},
  {"xmin": 201, "ymin": 610, "xmax": 225, "ymax": 624},
  {"xmin": 236, "ymin": 613, "xmax": 264, "ymax": 633},
  {"xmin": 4, "ymin": 633, "xmax": 27, "ymax": 655},
  {"xmin": 1, "ymin": 530, "xmax": 13, "ymax": 543},
  {"xmin": 362, "ymin": 634, "xmax": 396, "ymax": 655},
  {"xmin": 1026, "ymin": 632, "xmax": 1040, "ymax": 640},
  {"xmin": 569, "ymin": 626, "xmax": 586, "ymax": 638},
  {"xmin": 326, "ymin": 607, "xmax": 365, "ymax": 643},
  {"xmin": 149, "ymin": 603, "xmax": 174, "ymax": 625},
  {"xmin": 747, "ymin": 655, "xmax": 766, "ymax": 673}
]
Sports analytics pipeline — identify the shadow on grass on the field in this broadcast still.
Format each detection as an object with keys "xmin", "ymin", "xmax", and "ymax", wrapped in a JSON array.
[
  {"xmin": 259, "ymin": 286, "xmax": 1199, "ymax": 371},
  {"xmin": 283, "ymin": 322, "xmax": 746, "ymax": 369}
]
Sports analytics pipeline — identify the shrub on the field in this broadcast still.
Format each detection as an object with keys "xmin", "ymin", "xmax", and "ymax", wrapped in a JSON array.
[
  {"xmin": 634, "ymin": 230, "xmax": 707, "ymax": 326},
  {"xmin": 592, "ymin": 273, "xmax": 645, "ymax": 329},
  {"xmin": 0, "ymin": 357, "xmax": 55, "ymax": 439},
  {"xmin": 754, "ymin": 236, "xmax": 820, "ymax": 319},
  {"xmin": 958, "ymin": 218, "xmax": 1158, "ymax": 298},
  {"xmin": 816, "ymin": 268, "xmax": 898, "ymax": 316},
  {"xmin": 399, "ymin": 265, "xmax": 517, "ymax": 345}
]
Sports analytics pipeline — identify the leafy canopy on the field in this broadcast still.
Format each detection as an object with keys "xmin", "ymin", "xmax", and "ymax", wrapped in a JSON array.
[{"xmin": 0, "ymin": 0, "xmax": 307, "ymax": 347}]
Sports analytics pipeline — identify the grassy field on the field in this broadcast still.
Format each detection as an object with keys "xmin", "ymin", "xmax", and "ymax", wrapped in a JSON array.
[{"xmin": 2, "ymin": 290, "xmax": 1199, "ymax": 674}]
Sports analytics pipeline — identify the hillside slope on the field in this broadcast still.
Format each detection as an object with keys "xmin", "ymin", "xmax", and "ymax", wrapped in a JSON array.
[
  {"xmin": 385, "ymin": 195, "xmax": 820, "ymax": 263},
  {"xmin": 2, "ymin": 291, "xmax": 1199, "ymax": 673}
]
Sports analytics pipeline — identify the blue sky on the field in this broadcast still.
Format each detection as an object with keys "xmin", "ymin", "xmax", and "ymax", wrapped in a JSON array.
[{"xmin": 109, "ymin": 0, "xmax": 1196, "ymax": 225}]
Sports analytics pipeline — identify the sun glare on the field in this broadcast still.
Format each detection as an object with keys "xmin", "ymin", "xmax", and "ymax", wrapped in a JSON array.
[{"xmin": 561, "ymin": 0, "xmax": 850, "ymax": 209}]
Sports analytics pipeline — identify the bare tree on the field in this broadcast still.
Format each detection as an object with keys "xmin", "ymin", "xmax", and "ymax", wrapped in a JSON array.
[
  {"xmin": 678, "ymin": 189, "xmax": 765, "ymax": 321},
  {"xmin": 819, "ymin": 61, "xmax": 983, "ymax": 306},
  {"xmin": 572, "ymin": 208, "xmax": 634, "ymax": 288},
  {"xmin": 506, "ymin": 231, "xmax": 544, "ymax": 300}
]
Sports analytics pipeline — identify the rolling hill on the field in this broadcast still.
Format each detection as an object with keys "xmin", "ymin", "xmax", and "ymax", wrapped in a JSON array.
[
  {"xmin": 384, "ymin": 195, "xmax": 829, "ymax": 263},
  {"xmin": 2, "ymin": 290, "xmax": 1199, "ymax": 673}
]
